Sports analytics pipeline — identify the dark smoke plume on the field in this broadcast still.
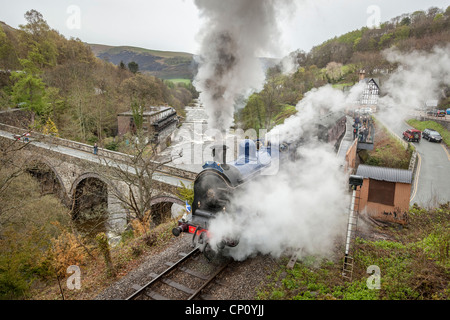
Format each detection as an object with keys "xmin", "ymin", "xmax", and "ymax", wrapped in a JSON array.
[{"xmin": 193, "ymin": 0, "xmax": 296, "ymax": 133}]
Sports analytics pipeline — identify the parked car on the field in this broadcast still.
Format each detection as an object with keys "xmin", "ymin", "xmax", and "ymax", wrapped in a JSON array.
[
  {"xmin": 403, "ymin": 129, "xmax": 421, "ymax": 142},
  {"xmin": 360, "ymin": 107, "xmax": 372, "ymax": 115},
  {"xmin": 446, "ymin": 108, "xmax": 450, "ymax": 115},
  {"xmin": 422, "ymin": 128, "xmax": 442, "ymax": 143},
  {"xmin": 436, "ymin": 110, "xmax": 446, "ymax": 117}
]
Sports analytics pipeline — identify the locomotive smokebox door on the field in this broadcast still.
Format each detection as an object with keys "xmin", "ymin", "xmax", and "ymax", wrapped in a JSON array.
[{"xmin": 211, "ymin": 144, "xmax": 229, "ymax": 165}]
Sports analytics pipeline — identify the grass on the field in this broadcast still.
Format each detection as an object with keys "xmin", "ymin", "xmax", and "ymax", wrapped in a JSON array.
[
  {"xmin": 256, "ymin": 203, "xmax": 450, "ymax": 300},
  {"xmin": 274, "ymin": 104, "xmax": 298, "ymax": 126},
  {"xmin": 26, "ymin": 203, "xmax": 450, "ymax": 300},
  {"xmin": 406, "ymin": 119, "xmax": 450, "ymax": 147},
  {"xmin": 361, "ymin": 118, "xmax": 413, "ymax": 169},
  {"xmin": 332, "ymin": 83, "xmax": 354, "ymax": 90},
  {"xmin": 166, "ymin": 78, "xmax": 192, "ymax": 85},
  {"xmin": 97, "ymin": 45, "xmax": 193, "ymax": 58}
]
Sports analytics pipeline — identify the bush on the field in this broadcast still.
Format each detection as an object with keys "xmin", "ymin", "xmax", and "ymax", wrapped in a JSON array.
[
  {"xmin": 103, "ymin": 137, "xmax": 119, "ymax": 151},
  {"xmin": 0, "ymin": 171, "xmax": 72, "ymax": 298},
  {"xmin": 50, "ymin": 225, "xmax": 89, "ymax": 277},
  {"xmin": 364, "ymin": 121, "xmax": 412, "ymax": 169},
  {"xmin": 256, "ymin": 203, "xmax": 450, "ymax": 300}
]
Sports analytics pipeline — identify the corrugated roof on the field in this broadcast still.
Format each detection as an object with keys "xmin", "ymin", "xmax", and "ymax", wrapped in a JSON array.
[{"xmin": 356, "ymin": 165, "xmax": 412, "ymax": 184}]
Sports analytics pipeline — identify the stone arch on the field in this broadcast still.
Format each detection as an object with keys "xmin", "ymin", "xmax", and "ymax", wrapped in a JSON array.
[
  {"xmin": 150, "ymin": 195, "xmax": 185, "ymax": 207},
  {"xmin": 24, "ymin": 158, "xmax": 70, "ymax": 206},
  {"xmin": 149, "ymin": 195, "xmax": 185, "ymax": 226},
  {"xmin": 70, "ymin": 173, "xmax": 128, "ymax": 235}
]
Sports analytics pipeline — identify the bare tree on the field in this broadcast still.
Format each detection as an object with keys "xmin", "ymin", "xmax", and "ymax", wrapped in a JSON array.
[
  {"xmin": 0, "ymin": 131, "xmax": 55, "ymax": 229},
  {"xmin": 98, "ymin": 110, "xmax": 182, "ymax": 232}
]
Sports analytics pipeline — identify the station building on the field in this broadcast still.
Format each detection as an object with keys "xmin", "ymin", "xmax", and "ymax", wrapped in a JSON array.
[{"xmin": 117, "ymin": 106, "xmax": 178, "ymax": 152}]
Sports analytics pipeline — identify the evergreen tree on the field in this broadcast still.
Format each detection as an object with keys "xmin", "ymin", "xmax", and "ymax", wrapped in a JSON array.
[
  {"xmin": 10, "ymin": 57, "xmax": 49, "ymax": 116},
  {"xmin": 127, "ymin": 61, "xmax": 139, "ymax": 74}
]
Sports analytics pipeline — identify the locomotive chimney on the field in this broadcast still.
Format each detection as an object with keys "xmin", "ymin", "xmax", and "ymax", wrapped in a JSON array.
[{"xmin": 211, "ymin": 144, "xmax": 228, "ymax": 165}]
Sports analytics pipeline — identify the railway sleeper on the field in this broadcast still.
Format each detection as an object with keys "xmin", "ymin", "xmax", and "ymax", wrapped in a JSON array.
[
  {"xmin": 163, "ymin": 261, "xmax": 210, "ymax": 280},
  {"xmin": 145, "ymin": 290, "xmax": 170, "ymax": 300},
  {"xmin": 179, "ymin": 266, "xmax": 210, "ymax": 280},
  {"xmin": 161, "ymin": 278, "xmax": 196, "ymax": 295},
  {"xmin": 163, "ymin": 261, "xmax": 210, "ymax": 281},
  {"xmin": 130, "ymin": 284, "xmax": 170, "ymax": 300}
]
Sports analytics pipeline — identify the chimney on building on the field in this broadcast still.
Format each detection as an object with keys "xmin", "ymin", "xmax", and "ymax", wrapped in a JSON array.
[{"xmin": 359, "ymin": 70, "xmax": 366, "ymax": 81}]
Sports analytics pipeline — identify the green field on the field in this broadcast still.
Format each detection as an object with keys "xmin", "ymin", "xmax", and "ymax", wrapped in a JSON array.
[
  {"xmin": 165, "ymin": 78, "xmax": 192, "ymax": 85},
  {"xmin": 89, "ymin": 44, "xmax": 193, "ymax": 59}
]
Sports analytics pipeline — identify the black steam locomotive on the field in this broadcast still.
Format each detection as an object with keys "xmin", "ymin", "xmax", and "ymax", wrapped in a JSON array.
[{"xmin": 172, "ymin": 111, "xmax": 346, "ymax": 257}]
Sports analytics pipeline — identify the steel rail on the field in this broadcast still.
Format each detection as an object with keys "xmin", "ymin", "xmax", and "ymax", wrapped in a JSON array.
[
  {"xmin": 187, "ymin": 262, "xmax": 229, "ymax": 300},
  {"xmin": 125, "ymin": 247, "xmax": 200, "ymax": 300}
]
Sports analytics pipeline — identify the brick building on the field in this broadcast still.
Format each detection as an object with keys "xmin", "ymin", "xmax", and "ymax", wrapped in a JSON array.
[
  {"xmin": 117, "ymin": 106, "xmax": 178, "ymax": 151},
  {"xmin": 356, "ymin": 164, "xmax": 412, "ymax": 225}
]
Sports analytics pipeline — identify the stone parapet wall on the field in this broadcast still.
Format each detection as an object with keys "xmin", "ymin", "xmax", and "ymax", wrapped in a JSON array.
[{"xmin": 0, "ymin": 122, "xmax": 196, "ymax": 182}]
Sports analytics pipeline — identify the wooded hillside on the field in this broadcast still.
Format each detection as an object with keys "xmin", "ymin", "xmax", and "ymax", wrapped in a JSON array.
[
  {"xmin": 296, "ymin": 6, "xmax": 450, "ymax": 72},
  {"xmin": 90, "ymin": 44, "xmax": 196, "ymax": 80},
  {"xmin": 0, "ymin": 10, "xmax": 197, "ymax": 144},
  {"xmin": 236, "ymin": 5, "xmax": 450, "ymax": 132}
]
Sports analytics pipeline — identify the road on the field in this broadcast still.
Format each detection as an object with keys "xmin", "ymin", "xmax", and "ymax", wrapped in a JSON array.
[{"xmin": 377, "ymin": 115, "xmax": 450, "ymax": 208}]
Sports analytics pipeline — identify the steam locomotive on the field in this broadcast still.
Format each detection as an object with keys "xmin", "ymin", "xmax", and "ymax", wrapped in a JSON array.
[{"xmin": 172, "ymin": 111, "xmax": 346, "ymax": 258}]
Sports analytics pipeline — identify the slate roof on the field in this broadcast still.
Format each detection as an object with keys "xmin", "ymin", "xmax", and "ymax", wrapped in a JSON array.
[
  {"xmin": 356, "ymin": 165, "xmax": 412, "ymax": 184},
  {"xmin": 360, "ymin": 78, "xmax": 380, "ymax": 88}
]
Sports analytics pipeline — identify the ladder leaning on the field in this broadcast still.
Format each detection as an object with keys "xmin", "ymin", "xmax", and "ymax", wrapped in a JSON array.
[{"xmin": 342, "ymin": 175, "xmax": 363, "ymax": 281}]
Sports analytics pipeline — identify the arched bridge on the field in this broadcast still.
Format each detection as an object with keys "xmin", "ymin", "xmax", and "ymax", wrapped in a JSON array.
[{"xmin": 0, "ymin": 120, "xmax": 196, "ymax": 238}]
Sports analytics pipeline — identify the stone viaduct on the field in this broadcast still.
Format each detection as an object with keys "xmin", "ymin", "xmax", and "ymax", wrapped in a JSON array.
[{"xmin": 0, "ymin": 119, "xmax": 196, "ymax": 239}]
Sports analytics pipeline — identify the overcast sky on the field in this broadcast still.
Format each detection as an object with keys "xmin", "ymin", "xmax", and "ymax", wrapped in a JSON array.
[{"xmin": 1, "ymin": 0, "xmax": 449, "ymax": 57}]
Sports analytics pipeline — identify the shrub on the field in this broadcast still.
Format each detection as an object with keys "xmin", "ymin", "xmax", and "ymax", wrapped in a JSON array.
[
  {"xmin": 96, "ymin": 232, "xmax": 115, "ymax": 277},
  {"xmin": 50, "ymin": 225, "xmax": 89, "ymax": 278}
]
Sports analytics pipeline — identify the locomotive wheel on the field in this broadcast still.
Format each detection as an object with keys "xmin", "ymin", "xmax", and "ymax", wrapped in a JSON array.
[
  {"xmin": 196, "ymin": 232, "xmax": 217, "ymax": 261},
  {"xmin": 197, "ymin": 231, "xmax": 208, "ymax": 252},
  {"xmin": 203, "ymin": 242, "xmax": 217, "ymax": 261}
]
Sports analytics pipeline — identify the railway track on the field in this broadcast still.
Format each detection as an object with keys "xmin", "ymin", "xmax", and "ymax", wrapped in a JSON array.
[{"xmin": 125, "ymin": 247, "xmax": 230, "ymax": 300}]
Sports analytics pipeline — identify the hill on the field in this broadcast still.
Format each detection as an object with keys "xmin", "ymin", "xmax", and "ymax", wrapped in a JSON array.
[
  {"xmin": 0, "ymin": 12, "xmax": 197, "ymax": 143},
  {"xmin": 89, "ymin": 43, "xmax": 197, "ymax": 80},
  {"xmin": 237, "ymin": 5, "xmax": 450, "ymax": 133},
  {"xmin": 89, "ymin": 44, "xmax": 280, "ymax": 81},
  {"xmin": 293, "ymin": 5, "xmax": 450, "ymax": 71}
]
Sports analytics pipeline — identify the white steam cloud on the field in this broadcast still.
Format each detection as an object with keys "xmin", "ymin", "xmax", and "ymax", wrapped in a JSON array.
[
  {"xmin": 193, "ymin": 0, "xmax": 296, "ymax": 133},
  {"xmin": 268, "ymin": 83, "xmax": 365, "ymax": 142},
  {"xmin": 377, "ymin": 44, "xmax": 450, "ymax": 127},
  {"xmin": 192, "ymin": 0, "xmax": 450, "ymax": 262},
  {"xmin": 207, "ymin": 45, "xmax": 450, "ymax": 261},
  {"xmin": 208, "ymin": 145, "xmax": 350, "ymax": 261},
  {"xmin": 207, "ymin": 84, "xmax": 366, "ymax": 261}
]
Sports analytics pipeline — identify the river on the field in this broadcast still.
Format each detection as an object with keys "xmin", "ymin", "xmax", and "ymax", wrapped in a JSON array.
[{"xmin": 158, "ymin": 103, "xmax": 244, "ymax": 174}]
